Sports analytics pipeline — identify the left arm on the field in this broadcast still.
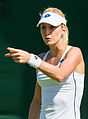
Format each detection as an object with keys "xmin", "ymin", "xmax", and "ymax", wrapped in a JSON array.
[
  {"xmin": 5, "ymin": 47, "xmax": 83, "ymax": 82},
  {"xmin": 38, "ymin": 47, "xmax": 82, "ymax": 82}
]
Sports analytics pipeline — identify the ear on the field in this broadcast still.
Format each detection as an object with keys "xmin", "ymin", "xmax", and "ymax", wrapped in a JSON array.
[
  {"xmin": 61, "ymin": 26, "xmax": 66, "ymax": 38},
  {"xmin": 63, "ymin": 26, "xmax": 66, "ymax": 32}
]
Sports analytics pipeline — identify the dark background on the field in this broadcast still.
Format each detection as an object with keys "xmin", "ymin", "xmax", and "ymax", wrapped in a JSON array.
[{"xmin": 0, "ymin": 0, "xmax": 87, "ymax": 119}]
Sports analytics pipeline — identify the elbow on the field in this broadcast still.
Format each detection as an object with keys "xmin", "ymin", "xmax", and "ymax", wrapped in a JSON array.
[{"xmin": 56, "ymin": 75, "xmax": 65, "ymax": 83}]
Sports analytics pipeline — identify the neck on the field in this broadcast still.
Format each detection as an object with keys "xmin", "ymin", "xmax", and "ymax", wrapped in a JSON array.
[{"xmin": 49, "ymin": 41, "xmax": 68, "ymax": 57}]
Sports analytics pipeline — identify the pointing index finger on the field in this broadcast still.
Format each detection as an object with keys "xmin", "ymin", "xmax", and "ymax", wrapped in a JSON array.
[{"xmin": 7, "ymin": 47, "xmax": 19, "ymax": 53}]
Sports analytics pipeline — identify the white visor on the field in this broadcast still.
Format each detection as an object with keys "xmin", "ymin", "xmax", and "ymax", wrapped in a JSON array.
[{"xmin": 37, "ymin": 12, "xmax": 66, "ymax": 27}]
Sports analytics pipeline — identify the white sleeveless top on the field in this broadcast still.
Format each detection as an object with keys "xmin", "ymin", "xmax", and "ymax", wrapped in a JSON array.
[{"xmin": 37, "ymin": 46, "xmax": 84, "ymax": 119}]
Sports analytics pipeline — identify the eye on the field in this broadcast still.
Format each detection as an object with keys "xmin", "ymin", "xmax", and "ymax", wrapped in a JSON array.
[
  {"xmin": 50, "ymin": 25, "xmax": 55, "ymax": 29},
  {"xmin": 41, "ymin": 25, "xmax": 46, "ymax": 29}
]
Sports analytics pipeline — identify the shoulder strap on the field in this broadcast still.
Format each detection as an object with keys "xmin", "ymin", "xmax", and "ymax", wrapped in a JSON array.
[
  {"xmin": 57, "ymin": 46, "xmax": 72, "ymax": 67},
  {"xmin": 43, "ymin": 50, "xmax": 50, "ymax": 61}
]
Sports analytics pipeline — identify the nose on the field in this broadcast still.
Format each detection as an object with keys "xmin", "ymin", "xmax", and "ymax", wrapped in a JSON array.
[{"xmin": 45, "ymin": 27, "xmax": 51, "ymax": 36}]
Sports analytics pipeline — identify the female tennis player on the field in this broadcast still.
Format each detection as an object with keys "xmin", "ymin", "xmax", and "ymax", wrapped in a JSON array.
[{"xmin": 5, "ymin": 7, "xmax": 85, "ymax": 119}]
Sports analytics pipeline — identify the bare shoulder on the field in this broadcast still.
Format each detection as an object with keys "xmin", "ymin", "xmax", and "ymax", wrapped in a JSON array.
[
  {"xmin": 67, "ymin": 46, "xmax": 85, "ymax": 74},
  {"xmin": 69, "ymin": 46, "xmax": 82, "ymax": 54},
  {"xmin": 66, "ymin": 46, "xmax": 84, "ymax": 65},
  {"xmin": 38, "ymin": 53, "xmax": 46, "ymax": 60},
  {"xmin": 67, "ymin": 46, "xmax": 83, "ymax": 59}
]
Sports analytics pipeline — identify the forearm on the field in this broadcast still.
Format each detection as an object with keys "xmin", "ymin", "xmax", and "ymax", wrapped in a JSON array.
[
  {"xmin": 38, "ymin": 60, "xmax": 64, "ymax": 82},
  {"xmin": 28, "ymin": 99, "xmax": 41, "ymax": 119}
]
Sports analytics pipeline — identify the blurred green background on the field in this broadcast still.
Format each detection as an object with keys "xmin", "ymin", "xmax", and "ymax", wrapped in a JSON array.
[{"xmin": 0, "ymin": 0, "xmax": 87, "ymax": 119}]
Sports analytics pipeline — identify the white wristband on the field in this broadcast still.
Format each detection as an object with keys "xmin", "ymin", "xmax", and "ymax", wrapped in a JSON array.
[{"xmin": 27, "ymin": 54, "xmax": 42, "ymax": 68}]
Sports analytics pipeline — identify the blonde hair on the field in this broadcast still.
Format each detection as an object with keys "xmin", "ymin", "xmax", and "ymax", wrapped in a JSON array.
[{"xmin": 40, "ymin": 7, "xmax": 69, "ymax": 44}]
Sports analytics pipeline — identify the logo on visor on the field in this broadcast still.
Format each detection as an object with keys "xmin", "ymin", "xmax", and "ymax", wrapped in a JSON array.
[{"xmin": 44, "ymin": 14, "xmax": 51, "ymax": 18}]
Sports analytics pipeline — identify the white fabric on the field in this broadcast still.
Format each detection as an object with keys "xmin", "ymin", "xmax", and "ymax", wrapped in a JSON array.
[
  {"xmin": 37, "ymin": 12, "xmax": 66, "ymax": 27},
  {"xmin": 27, "ymin": 54, "xmax": 41, "ymax": 68},
  {"xmin": 37, "ymin": 46, "xmax": 85, "ymax": 119}
]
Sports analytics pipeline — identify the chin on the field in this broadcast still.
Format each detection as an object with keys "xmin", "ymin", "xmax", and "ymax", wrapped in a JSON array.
[
  {"xmin": 47, "ymin": 42, "xmax": 57, "ymax": 46},
  {"xmin": 46, "ymin": 42, "xmax": 52, "ymax": 46}
]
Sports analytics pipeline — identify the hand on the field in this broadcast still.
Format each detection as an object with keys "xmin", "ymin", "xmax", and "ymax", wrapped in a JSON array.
[{"xmin": 5, "ymin": 47, "xmax": 31, "ymax": 63}]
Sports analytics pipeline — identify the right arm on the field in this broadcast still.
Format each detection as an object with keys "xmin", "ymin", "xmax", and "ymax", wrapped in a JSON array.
[
  {"xmin": 28, "ymin": 53, "xmax": 45, "ymax": 119},
  {"xmin": 28, "ymin": 82, "xmax": 41, "ymax": 119}
]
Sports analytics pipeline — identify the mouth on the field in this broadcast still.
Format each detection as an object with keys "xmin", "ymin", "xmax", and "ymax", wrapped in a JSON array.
[{"xmin": 45, "ymin": 37, "xmax": 51, "ymax": 41}]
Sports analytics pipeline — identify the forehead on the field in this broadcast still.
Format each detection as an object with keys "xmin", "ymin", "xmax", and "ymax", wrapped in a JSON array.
[
  {"xmin": 41, "ymin": 23, "xmax": 52, "ymax": 26},
  {"xmin": 40, "ymin": 23, "xmax": 60, "ymax": 29}
]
